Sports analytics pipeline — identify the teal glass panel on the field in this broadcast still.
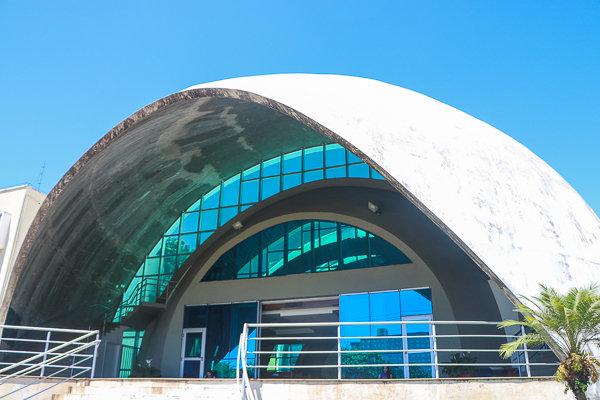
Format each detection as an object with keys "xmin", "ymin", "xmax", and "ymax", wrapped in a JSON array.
[
  {"xmin": 145, "ymin": 258, "xmax": 160, "ymax": 276},
  {"xmin": 199, "ymin": 232, "xmax": 213, "ymax": 245},
  {"xmin": 262, "ymin": 156, "xmax": 281, "ymax": 177},
  {"xmin": 179, "ymin": 233, "xmax": 197, "ymax": 254},
  {"xmin": 371, "ymin": 169, "xmax": 385, "ymax": 180},
  {"xmin": 177, "ymin": 254, "xmax": 189, "ymax": 269},
  {"xmin": 221, "ymin": 174, "xmax": 241, "ymax": 207},
  {"xmin": 240, "ymin": 205, "xmax": 251, "ymax": 212},
  {"xmin": 349, "ymin": 163, "xmax": 370, "ymax": 178},
  {"xmin": 347, "ymin": 150, "xmax": 362, "ymax": 164},
  {"xmin": 243, "ymin": 164, "xmax": 260, "ymax": 181},
  {"xmin": 202, "ymin": 187, "xmax": 221, "ymax": 210},
  {"xmin": 304, "ymin": 169, "xmax": 323, "ymax": 183},
  {"xmin": 340, "ymin": 225, "xmax": 368, "ymax": 269},
  {"xmin": 149, "ymin": 239, "xmax": 162, "ymax": 258},
  {"xmin": 369, "ymin": 233, "xmax": 411, "ymax": 266},
  {"xmin": 184, "ymin": 305, "xmax": 208, "ymax": 328},
  {"xmin": 219, "ymin": 206, "xmax": 239, "ymax": 227},
  {"xmin": 163, "ymin": 236, "xmax": 179, "ymax": 256},
  {"xmin": 283, "ymin": 150, "xmax": 302, "ymax": 174},
  {"xmin": 161, "ymin": 256, "xmax": 176, "ymax": 275},
  {"xmin": 200, "ymin": 209, "xmax": 219, "ymax": 231},
  {"xmin": 181, "ymin": 212, "xmax": 199, "ymax": 234},
  {"xmin": 187, "ymin": 199, "xmax": 201, "ymax": 212},
  {"xmin": 165, "ymin": 218, "xmax": 180, "ymax": 235},
  {"xmin": 261, "ymin": 176, "xmax": 280, "ymax": 200},
  {"xmin": 241, "ymin": 180, "xmax": 259, "ymax": 204},
  {"xmin": 400, "ymin": 289, "xmax": 432, "ymax": 316},
  {"xmin": 282, "ymin": 173, "xmax": 301, "ymax": 190},
  {"xmin": 326, "ymin": 166, "xmax": 346, "ymax": 179},
  {"xmin": 325, "ymin": 143, "xmax": 346, "ymax": 167},
  {"xmin": 304, "ymin": 147, "xmax": 323, "ymax": 170}
]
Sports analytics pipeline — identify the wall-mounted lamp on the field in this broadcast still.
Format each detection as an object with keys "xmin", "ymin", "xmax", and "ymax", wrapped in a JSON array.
[
  {"xmin": 232, "ymin": 221, "xmax": 243, "ymax": 231},
  {"xmin": 367, "ymin": 201, "xmax": 380, "ymax": 215}
]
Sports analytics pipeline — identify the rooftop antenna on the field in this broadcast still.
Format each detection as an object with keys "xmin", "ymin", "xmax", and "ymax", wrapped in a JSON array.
[{"xmin": 37, "ymin": 163, "xmax": 45, "ymax": 191}]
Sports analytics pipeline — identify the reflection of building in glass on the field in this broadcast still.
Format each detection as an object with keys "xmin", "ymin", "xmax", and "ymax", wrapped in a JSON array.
[{"xmin": 3, "ymin": 74, "xmax": 597, "ymax": 382}]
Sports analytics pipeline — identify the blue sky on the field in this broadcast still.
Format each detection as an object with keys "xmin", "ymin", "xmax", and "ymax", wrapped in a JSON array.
[{"xmin": 1, "ymin": 1, "xmax": 599, "ymax": 215}]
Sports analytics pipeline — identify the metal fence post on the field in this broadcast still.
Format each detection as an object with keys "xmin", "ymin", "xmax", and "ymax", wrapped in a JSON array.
[
  {"xmin": 432, "ymin": 323, "xmax": 439, "ymax": 378},
  {"xmin": 520, "ymin": 325, "xmax": 531, "ymax": 377},
  {"xmin": 40, "ymin": 331, "xmax": 51, "ymax": 377},
  {"xmin": 90, "ymin": 332, "xmax": 100, "ymax": 378},
  {"xmin": 337, "ymin": 325, "xmax": 342, "ymax": 380}
]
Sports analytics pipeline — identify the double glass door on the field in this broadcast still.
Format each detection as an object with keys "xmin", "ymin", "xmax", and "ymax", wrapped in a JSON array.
[{"xmin": 180, "ymin": 328, "xmax": 207, "ymax": 378}]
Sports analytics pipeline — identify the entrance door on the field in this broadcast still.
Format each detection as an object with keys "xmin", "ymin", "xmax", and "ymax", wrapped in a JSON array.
[
  {"xmin": 402, "ymin": 315, "xmax": 435, "ymax": 378},
  {"xmin": 180, "ymin": 328, "xmax": 207, "ymax": 378}
]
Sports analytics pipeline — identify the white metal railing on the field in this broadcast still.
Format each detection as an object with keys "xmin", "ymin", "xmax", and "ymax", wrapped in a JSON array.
[
  {"xmin": 0, "ymin": 325, "xmax": 100, "ymax": 399},
  {"xmin": 236, "ymin": 320, "xmax": 558, "ymax": 399}
]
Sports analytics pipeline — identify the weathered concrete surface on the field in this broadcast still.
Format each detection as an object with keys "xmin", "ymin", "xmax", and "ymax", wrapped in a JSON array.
[
  {"xmin": 50, "ymin": 378, "xmax": 575, "ymax": 400},
  {"xmin": 0, "ymin": 375, "xmax": 72, "ymax": 399}
]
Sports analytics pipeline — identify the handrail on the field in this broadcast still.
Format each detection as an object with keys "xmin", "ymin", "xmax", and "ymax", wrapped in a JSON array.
[
  {"xmin": 0, "ymin": 325, "xmax": 100, "ymax": 399},
  {"xmin": 236, "ymin": 319, "xmax": 559, "ymax": 394}
]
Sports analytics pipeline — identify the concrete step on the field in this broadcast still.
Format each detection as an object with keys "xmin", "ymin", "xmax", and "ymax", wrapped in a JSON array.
[{"xmin": 52, "ymin": 379, "xmax": 240, "ymax": 400}]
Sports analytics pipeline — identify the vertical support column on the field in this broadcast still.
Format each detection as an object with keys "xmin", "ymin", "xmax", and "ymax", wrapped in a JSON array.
[
  {"xmin": 90, "ymin": 332, "xmax": 100, "ymax": 378},
  {"xmin": 337, "ymin": 325, "xmax": 342, "ymax": 380},
  {"xmin": 40, "ymin": 331, "xmax": 51, "ymax": 377},
  {"xmin": 432, "ymin": 323, "xmax": 438, "ymax": 379},
  {"xmin": 520, "ymin": 325, "xmax": 531, "ymax": 377}
]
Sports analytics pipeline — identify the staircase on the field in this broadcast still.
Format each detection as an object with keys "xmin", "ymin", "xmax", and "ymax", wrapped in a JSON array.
[{"xmin": 51, "ymin": 379, "xmax": 240, "ymax": 400}]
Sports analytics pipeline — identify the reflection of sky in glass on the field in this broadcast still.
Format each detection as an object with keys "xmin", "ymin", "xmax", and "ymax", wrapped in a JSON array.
[{"xmin": 401, "ymin": 289, "xmax": 432, "ymax": 316}]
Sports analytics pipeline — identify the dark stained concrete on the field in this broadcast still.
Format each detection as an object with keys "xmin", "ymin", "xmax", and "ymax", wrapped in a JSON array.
[{"xmin": 7, "ymin": 97, "xmax": 329, "ymax": 327}]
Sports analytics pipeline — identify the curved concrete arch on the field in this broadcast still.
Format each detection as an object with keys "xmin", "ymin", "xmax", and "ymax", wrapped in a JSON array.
[{"xmin": 4, "ymin": 74, "xmax": 599, "ymax": 328}]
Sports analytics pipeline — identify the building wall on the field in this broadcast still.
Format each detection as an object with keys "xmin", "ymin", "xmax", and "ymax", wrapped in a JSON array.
[{"xmin": 0, "ymin": 186, "xmax": 45, "ymax": 309}]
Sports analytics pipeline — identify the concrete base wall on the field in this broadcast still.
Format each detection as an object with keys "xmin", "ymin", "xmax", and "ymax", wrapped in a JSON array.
[
  {"xmin": 0, "ymin": 376, "xmax": 73, "ymax": 399},
  {"xmin": 252, "ymin": 378, "xmax": 574, "ymax": 400}
]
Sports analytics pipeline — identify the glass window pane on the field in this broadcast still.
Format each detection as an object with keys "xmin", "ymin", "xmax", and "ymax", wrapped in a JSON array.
[
  {"xmin": 184, "ymin": 331, "xmax": 204, "ymax": 357},
  {"xmin": 221, "ymin": 174, "xmax": 241, "ymax": 207},
  {"xmin": 347, "ymin": 150, "xmax": 362, "ymax": 164},
  {"xmin": 241, "ymin": 180, "xmax": 259, "ymax": 204},
  {"xmin": 304, "ymin": 147, "xmax": 323, "ymax": 170},
  {"xmin": 163, "ymin": 236, "xmax": 179, "ymax": 256},
  {"xmin": 200, "ymin": 209, "xmax": 219, "ymax": 231},
  {"xmin": 187, "ymin": 199, "xmax": 201, "ymax": 212},
  {"xmin": 184, "ymin": 305, "xmax": 208, "ymax": 328},
  {"xmin": 179, "ymin": 233, "xmax": 197, "ymax": 254},
  {"xmin": 165, "ymin": 218, "xmax": 180, "ymax": 235},
  {"xmin": 261, "ymin": 176, "xmax": 280, "ymax": 200},
  {"xmin": 183, "ymin": 360, "xmax": 200, "ymax": 378},
  {"xmin": 282, "ymin": 173, "xmax": 302, "ymax": 190},
  {"xmin": 219, "ymin": 206, "xmax": 239, "ymax": 227},
  {"xmin": 349, "ymin": 163, "xmax": 370, "ymax": 178},
  {"xmin": 325, "ymin": 143, "xmax": 346, "ymax": 167},
  {"xmin": 240, "ymin": 204, "xmax": 252, "ymax": 212},
  {"xmin": 145, "ymin": 258, "xmax": 160, "ymax": 276},
  {"xmin": 304, "ymin": 169, "xmax": 323, "ymax": 183},
  {"xmin": 181, "ymin": 212, "xmax": 199, "ymax": 234},
  {"xmin": 161, "ymin": 256, "xmax": 176, "ymax": 275},
  {"xmin": 326, "ymin": 166, "xmax": 346, "ymax": 179},
  {"xmin": 340, "ymin": 294, "xmax": 371, "ymax": 357},
  {"xmin": 262, "ymin": 156, "xmax": 281, "ymax": 178},
  {"xmin": 283, "ymin": 150, "xmax": 302, "ymax": 174},
  {"xmin": 369, "ymin": 234, "xmax": 411, "ymax": 266},
  {"xmin": 340, "ymin": 225, "xmax": 368, "ymax": 269},
  {"xmin": 199, "ymin": 231, "xmax": 213, "ymax": 245},
  {"xmin": 370, "ymin": 292, "xmax": 402, "ymax": 338},
  {"xmin": 149, "ymin": 239, "xmax": 162, "ymax": 258},
  {"xmin": 371, "ymin": 169, "xmax": 385, "ymax": 180},
  {"xmin": 401, "ymin": 289, "xmax": 432, "ymax": 316},
  {"xmin": 243, "ymin": 164, "xmax": 260, "ymax": 181},
  {"xmin": 177, "ymin": 254, "xmax": 189, "ymax": 269},
  {"xmin": 202, "ymin": 186, "xmax": 221, "ymax": 210}
]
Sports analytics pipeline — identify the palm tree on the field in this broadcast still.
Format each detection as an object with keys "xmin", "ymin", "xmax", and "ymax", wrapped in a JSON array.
[{"xmin": 499, "ymin": 284, "xmax": 600, "ymax": 400}]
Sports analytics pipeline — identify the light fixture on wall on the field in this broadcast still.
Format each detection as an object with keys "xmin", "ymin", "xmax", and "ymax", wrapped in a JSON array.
[
  {"xmin": 367, "ymin": 201, "xmax": 380, "ymax": 215},
  {"xmin": 232, "ymin": 221, "xmax": 243, "ymax": 231}
]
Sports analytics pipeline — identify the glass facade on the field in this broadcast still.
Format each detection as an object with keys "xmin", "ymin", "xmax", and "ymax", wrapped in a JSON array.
[
  {"xmin": 204, "ymin": 220, "xmax": 411, "ymax": 281},
  {"xmin": 184, "ymin": 303, "xmax": 258, "ymax": 378},
  {"xmin": 340, "ymin": 289, "xmax": 433, "ymax": 379},
  {"xmin": 117, "ymin": 143, "xmax": 386, "ymax": 317}
]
